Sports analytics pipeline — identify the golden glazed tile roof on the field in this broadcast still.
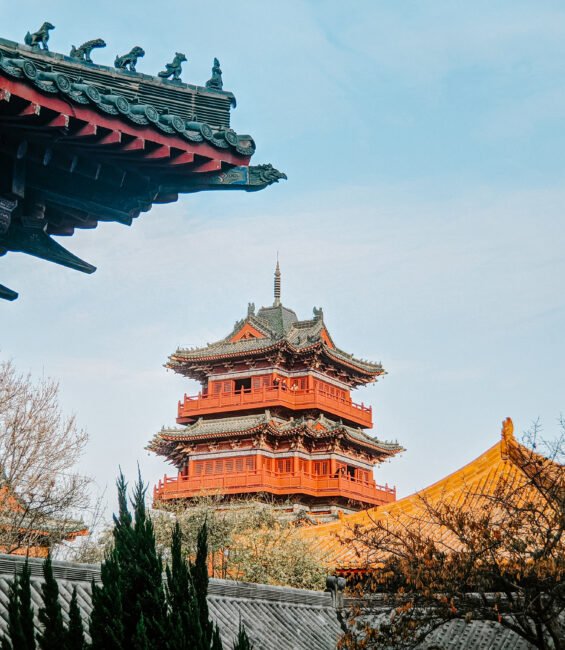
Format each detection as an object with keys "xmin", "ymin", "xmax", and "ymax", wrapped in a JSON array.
[{"xmin": 301, "ymin": 418, "xmax": 564, "ymax": 570}]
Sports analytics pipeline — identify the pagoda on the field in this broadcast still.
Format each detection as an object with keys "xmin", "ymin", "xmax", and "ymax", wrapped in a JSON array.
[
  {"xmin": 0, "ymin": 25, "xmax": 285, "ymax": 300},
  {"xmin": 149, "ymin": 265, "xmax": 403, "ymax": 521}
]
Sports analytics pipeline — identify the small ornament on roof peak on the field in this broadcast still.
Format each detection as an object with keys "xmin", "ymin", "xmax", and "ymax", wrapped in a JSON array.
[
  {"xmin": 247, "ymin": 302, "xmax": 255, "ymax": 317},
  {"xmin": 115, "ymin": 46, "xmax": 145, "ymax": 72},
  {"xmin": 313, "ymin": 306, "xmax": 323, "ymax": 321},
  {"xmin": 205, "ymin": 57, "xmax": 223, "ymax": 91},
  {"xmin": 24, "ymin": 22, "xmax": 55, "ymax": 51},
  {"xmin": 70, "ymin": 38, "xmax": 107, "ymax": 64},
  {"xmin": 158, "ymin": 52, "xmax": 187, "ymax": 82},
  {"xmin": 273, "ymin": 259, "xmax": 281, "ymax": 307}
]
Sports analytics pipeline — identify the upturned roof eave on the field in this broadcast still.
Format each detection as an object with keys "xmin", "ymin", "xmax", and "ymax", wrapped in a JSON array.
[{"xmin": 168, "ymin": 339, "xmax": 383, "ymax": 378}]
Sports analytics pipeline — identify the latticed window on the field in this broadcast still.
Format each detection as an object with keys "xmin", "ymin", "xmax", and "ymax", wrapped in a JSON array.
[
  {"xmin": 246, "ymin": 456, "xmax": 255, "ymax": 471},
  {"xmin": 235, "ymin": 458, "xmax": 244, "ymax": 473},
  {"xmin": 313, "ymin": 461, "xmax": 328, "ymax": 476},
  {"xmin": 225, "ymin": 459, "xmax": 234, "ymax": 473},
  {"xmin": 276, "ymin": 459, "xmax": 291, "ymax": 474},
  {"xmin": 204, "ymin": 461, "xmax": 213, "ymax": 475}
]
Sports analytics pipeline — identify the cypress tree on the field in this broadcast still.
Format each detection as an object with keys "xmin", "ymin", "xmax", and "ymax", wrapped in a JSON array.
[
  {"xmin": 232, "ymin": 620, "xmax": 253, "ymax": 650},
  {"xmin": 166, "ymin": 522, "xmax": 204, "ymax": 649},
  {"xmin": 19, "ymin": 560, "xmax": 35, "ymax": 650},
  {"xmin": 66, "ymin": 587, "xmax": 85, "ymax": 649},
  {"xmin": 2, "ymin": 559, "xmax": 36, "ymax": 650},
  {"xmin": 191, "ymin": 521, "xmax": 214, "ymax": 646},
  {"xmin": 2, "ymin": 571, "xmax": 23, "ymax": 650},
  {"xmin": 132, "ymin": 613, "xmax": 150, "ymax": 650},
  {"xmin": 90, "ymin": 471, "xmax": 168, "ymax": 649},
  {"xmin": 37, "ymin": 555, "xmax": 65, "ymax": 650},
  {"xmin": 89, "ymin": 553, "xmax": 124, "ymax": 650}
]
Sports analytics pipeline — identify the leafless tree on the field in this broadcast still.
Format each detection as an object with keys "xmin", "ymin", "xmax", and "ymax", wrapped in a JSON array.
[{"xmin": 0, "ymin": 359, "xmax": 91, "ymax": 555}]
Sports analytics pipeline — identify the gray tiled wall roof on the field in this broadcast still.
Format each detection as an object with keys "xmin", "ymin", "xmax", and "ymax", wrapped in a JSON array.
[{"xmin": 0, "ymin": 555, "xmax": 534, "ymax": 649}]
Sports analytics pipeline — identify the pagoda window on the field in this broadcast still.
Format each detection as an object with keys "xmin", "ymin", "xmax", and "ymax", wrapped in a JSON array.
[
  {"xmin": 235, "ymin": 458, "xmax": 244, "ymax": 473},
  {"xmin": 234, "ymin": 377, "xmax": 251, "ymax": 393},
  {"xmin": 212, "ymin": 383, "xmax": 222, "ymax": 395},
  {"xmin": 246, "ymin": 457, "xmax": 255, "ymax": 471},
  {"xmin": 223, "ymin": 381, "xmax": 233, "ymax": 393},
  {"xmin": 276, "ymin": 459, "xmax": 291, "ymax": 474},
  {"xmin": 313, "ymin": 460, "xmax": 329, "ymax": 476},
  {"xmin": 225, "ymin": 459, "xmax": 234, "ymax": 473},
  {"xmin": 346, "ymin": 465, "xmax": 356, "ymax": 480}
]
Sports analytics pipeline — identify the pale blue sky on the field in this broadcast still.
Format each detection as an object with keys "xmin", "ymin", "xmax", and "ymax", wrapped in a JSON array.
[{"xmin": 2, "ymin": 1, "xmax": 565, "ymax": 517}]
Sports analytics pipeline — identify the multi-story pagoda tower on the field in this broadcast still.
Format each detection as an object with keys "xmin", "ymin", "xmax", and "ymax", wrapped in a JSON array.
[{"xmin": 149, "ymin": 265, "xmax": 403, "ymax": 520}]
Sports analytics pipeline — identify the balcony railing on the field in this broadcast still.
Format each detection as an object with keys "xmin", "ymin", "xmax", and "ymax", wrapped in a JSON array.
[
  {"xmin": 154, "ymin": 469, "xmax": 395, "ymax": 506},
  {"xmin": 177, "ymin": 385, "xmax": 373, "ymax": 427}
]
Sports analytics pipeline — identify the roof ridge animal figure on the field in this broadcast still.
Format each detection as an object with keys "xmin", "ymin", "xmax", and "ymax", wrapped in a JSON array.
[
  {"xmin": 158, "ymin": 52, "xmax": 187, "ymax": 82},
  {"xmin": 205, "ymin": 57, "xmax": 223, "ymax": 91},
  {"xmin": 69, "ymin": 38, "xmax": 106, "ymax": 64},
  {"xmin": 114, "ymin": 46, "xmax": 145, "ymax": 72},
  {"xmin": 24, "ymin": 22, "xmax": 55, "ymax": 51}
]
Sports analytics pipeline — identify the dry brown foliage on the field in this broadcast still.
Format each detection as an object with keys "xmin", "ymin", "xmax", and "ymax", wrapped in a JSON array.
[{"xmin": 339, "ymin": 421, "xmax": 565, "ymax": 649}]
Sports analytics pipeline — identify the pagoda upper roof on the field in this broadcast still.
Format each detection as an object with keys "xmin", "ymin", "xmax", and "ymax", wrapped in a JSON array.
[
  {"xmin": 168, "ymin": 301, "xmax": 383, "ymax": 382},
  {"xmin": 300, "ymin": 418, "xmax": 564, "ymax": 571},
  {"xmin": 148, "ymin": 411, "xmax": 403, "ymax": 466}
]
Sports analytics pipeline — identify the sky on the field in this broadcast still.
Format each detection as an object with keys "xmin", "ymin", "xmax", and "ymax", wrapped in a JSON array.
[{"xmin": 2, "ymin": 1, "xmax": 565, "ymax": 521}]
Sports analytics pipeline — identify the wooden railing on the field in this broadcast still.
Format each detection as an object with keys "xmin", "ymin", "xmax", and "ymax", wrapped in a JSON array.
[
  {"xmin": 177, "ymin": 385, "xmax": 373, "ymax": 427},
  {"xmin": 154, "ymin": 469, "xmax": 395, "ymax": 506}
]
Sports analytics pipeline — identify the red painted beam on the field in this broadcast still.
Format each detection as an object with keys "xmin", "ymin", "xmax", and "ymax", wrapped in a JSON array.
[
  {"xmin": 98, "ymin": 130, "xmax": 121, "ymax": 145},
  {"xmin": 170, "ymin": 152, "xmax": 195, "ymax": 166},
  {"xmin": 144, "ymin": 144, "xmax": 170, "ymax": 160},
  {"xmin": 18, "ymin": 102, "xmax": 41, "ymax": 116},
  {"xmin": 122, "ymin": 137, "xmax": 145, "ymax": 151},
  {"xmin": 191, "ymin": 159, "xmax": 222, "ymax": 173},
  {"xmin": 73, "ymin": 123, "xmax": 97, "ymax": 137},
  {"xmin": 48, "ymin": 114, "xmax": 70, "ymax": 128},
  {"xmin": 0, "ymin": 77, "xmax": 250, "ymax": 166}
]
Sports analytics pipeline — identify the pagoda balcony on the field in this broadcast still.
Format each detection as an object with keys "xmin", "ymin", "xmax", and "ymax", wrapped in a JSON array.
[
  {"xmin": 153, "ymin": 469, "xmax": 395, "ymax": 507},
  {"xmin": 177, "ymin": 385, "xmax": 373, "ymax": 428}
]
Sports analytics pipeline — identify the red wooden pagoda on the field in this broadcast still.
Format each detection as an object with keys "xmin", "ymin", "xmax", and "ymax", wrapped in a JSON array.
[{"xmin": 149, "ymin": 265, "xmax": 403, "ymax": 520}]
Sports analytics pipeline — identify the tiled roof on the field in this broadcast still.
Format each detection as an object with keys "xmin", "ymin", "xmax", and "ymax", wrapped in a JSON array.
[
  {"xmin": 0, "ymin": 38, "xmax": 254, "ymax": 156},
  {"xmin": 300, "ymin": 419, "xmax": 562, "ymax": 570},
  {"xmin": 0, "ymin": 554, "xmax": 341, "ymax": 649},
  {"xmin": 0, "ymin": 554, "xmax": 534, "ymax": 649},
  {"xmin": 148, "ymin": 412, "xmax": 403, "ymax": 458},
  {"xmin": 170, "ymin": 303, "xmax": 382, "ymax": 376}
]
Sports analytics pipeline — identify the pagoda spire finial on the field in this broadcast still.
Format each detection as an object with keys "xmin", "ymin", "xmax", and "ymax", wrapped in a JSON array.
[{"xmin": 274, "ymin": 257, "xmax": 281, "ymax": 306}]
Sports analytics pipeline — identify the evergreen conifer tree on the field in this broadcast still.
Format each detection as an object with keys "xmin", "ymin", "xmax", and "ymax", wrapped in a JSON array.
[
  {"xmin": 37, "ymin": 555, "xmax": 65, "ymax": 650},
  {"xmin": 166, "ymin": 522, "xmax": 204, "ymax": 649},
  {"xmin": 89, "ymin": 553, "xmax": 124, "ymax": 650},
  {"xmin": 66, "ymin": 587, "xmax": 85, "ymax": 649},
  {"xmin": 2, "ymin": 559, "xmax": 36, "ymax": 650},
  {"xmin": 232, "ymin": 620, "xmax": 253, "ymax": 650},
  {"xmin": 191, "ymin": 521, "xmax": 214, "ymax": 646},
  {"xmin": 90, "ymin": 471, "xmax": 168, "ymax": 649},
  {"xmin": 2, "ymin": 571, "xmax": 24, "ymax": 650}
]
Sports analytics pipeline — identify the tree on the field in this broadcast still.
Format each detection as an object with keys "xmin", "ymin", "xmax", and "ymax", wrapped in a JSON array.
[
  {"xmin": 150, "ymin": 496, "xmax": 327, "ymax": 590},
  {"xmin": 0, "ymin": 359, "xmax": 90, "ymax": 554},
  {"xmin": 233, "ymin": 620, "xmax": 253, "ymax": 650},
  {"xmin": 338, "ymin": 418, "xmax": 565, "ymax": 649},
  {"xmin": 166, "ymin": 522, "xmax": 204, "ymax": 648},
  {"xmin": 2, "ymin": 559, "xmax": 35, "ymax": 650},
  {"xmin": 90, "ymin": 472, "xmax": 225, "ymax": 649},
  {"xmin": 90, "ymin": 471, "xmax": 168, "ymax": 649},
  {"xmin": 37, "ymin": 555, "xmax": 66, "ymax": 650},
  {"xmin": 66, "ymin": 588, "xmax": 85, "ymax": 650}
]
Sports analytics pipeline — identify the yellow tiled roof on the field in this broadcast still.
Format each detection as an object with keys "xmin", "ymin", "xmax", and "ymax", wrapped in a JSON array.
[{"xmin": 302, "ymin": 418, "xmax": 562, "ymax": 570}]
